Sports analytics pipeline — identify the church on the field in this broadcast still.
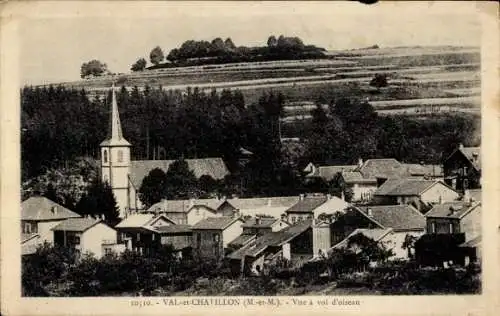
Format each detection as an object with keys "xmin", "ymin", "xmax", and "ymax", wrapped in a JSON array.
[{"xmin": 100, "ymin": 85, "xmax": 230, "ymax": 218}]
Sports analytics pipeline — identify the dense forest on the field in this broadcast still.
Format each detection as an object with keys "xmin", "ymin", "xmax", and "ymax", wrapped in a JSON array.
[{"xmin": 21, "ymin": 85, "xmax": 479, "ymax": 200}]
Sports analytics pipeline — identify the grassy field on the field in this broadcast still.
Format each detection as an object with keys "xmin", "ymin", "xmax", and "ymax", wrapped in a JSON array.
[{"xmin": 38, "ymin": 45, "xmax": 480, "ymax": 118}]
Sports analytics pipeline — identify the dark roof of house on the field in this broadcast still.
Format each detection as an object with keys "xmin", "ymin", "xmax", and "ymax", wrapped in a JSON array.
[
  {"xmin": 425, "ymin": 201, "xmax": 480, "ymax": 219},
  {"xmin": 52, "ymin": 217, "xmax": 103, "ymax": 232},
  {"xmin": 146, "ymin": 198, "xmax": 223, "ymax": 214},
  {"xmin": 21, "ymin": 196, "xmax": 81, "ymax": 221},
  {"xmin": 153, "ymin": 224, "xmax": 192, "ymax": 234},
  {"xmin": 357, "ymin": 205, "xmax": 426, "ymax": 231},
  {"xmin": 285, "ymin": 196, "xmax": 327, "ymax": 214},
  {"xmin": 228, "ymin": 220, "xmax": 312, "ymax": 259},
  {"xmin": 459, "ymin": 235, "xmax": 481, "ymax": 247},
  {"xmin": 403, "ymin": 164, "xmax": 444, "ymax": 177},
  {"xmin": 129, "ymin": 158, "xmax": 230, "ymax": 188},
  {"xmin": 341, "ymin": 171, "xmax": 377, "ymax": 184},
  {"xmin": 242, "ymin": 217, "xmax": 278, "ymax": 228},
  {"xmin": 458, "ymin": 147, "xmax": 481, "ymax": 170},
  {"xmin": 228, "ymin": 234, "xmax": 257, "ymax": 247},
  {"xmin": 192, "ymin": 216, "xmax": 242, "ymax": 230},
  {"xmin": 375, "ymin": 179, "xmax": 444, "ymax": 196},
  {"xmin": 355, "ymin": 158, "xmax": 407, "ymax": 179}
]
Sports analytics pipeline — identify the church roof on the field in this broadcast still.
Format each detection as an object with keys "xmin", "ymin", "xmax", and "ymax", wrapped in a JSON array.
[
  {"xmin": 100, "ymin": 84, "xmax": 130, "ymax": 147},
  {"xmin": 129, "ymin": 158, "xmax": 230, "ymax": 188}
]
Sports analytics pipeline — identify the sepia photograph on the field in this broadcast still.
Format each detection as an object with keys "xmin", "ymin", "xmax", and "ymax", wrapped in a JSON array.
[{"xmin": 1, "ymin": 1, "xmax": 499, "ymax": 315}]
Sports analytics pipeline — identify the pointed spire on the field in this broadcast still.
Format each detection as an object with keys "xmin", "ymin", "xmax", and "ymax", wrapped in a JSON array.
[{"xmin": 101, "ymin": 82, "xmax": 130, "ymax": 147}]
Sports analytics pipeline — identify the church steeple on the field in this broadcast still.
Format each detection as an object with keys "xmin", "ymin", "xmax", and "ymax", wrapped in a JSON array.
[{"xmin": 100, "ymin": 83, "xmax": 131, "ymax": 147}]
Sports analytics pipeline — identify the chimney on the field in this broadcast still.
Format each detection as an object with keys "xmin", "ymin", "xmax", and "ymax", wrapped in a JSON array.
[
  {"xmin": 367, "ymin": 208, "xmax": 373, "ymax": 217},
  {"xmin": 472, "ymin": 152, "xmax": 478, "ymax": 162},
  {"xmin": 280, "ymin": 213, "xmax": 287, "ymax": 221},
  {"xmin": 51, "ymin": 206, "xmax": 58, "ymax": 214},
  {"xmin": 299, "ymin": 194, "xmax": 305, "ymax": 201},
  {"xmin": 267, "ymin": 199, "xmax": 272, "ymax": 207},
  {"xmin": 340, "ymin": 190, "xmax": 345, "ymax": 201},
  {"xmin": 255, "ymin": 216, "xmax": 261, "ymax": 225},
  {"xmin": 101, "ymin": 214, "xmax": 106, "ymax": 221},
  {"xmin": 358, "ymin": 158, "xmax": 364, "ymax": 168},
  {"xmin": 459, "ymin": 143, "xmax": 464, "ymax": 150},
  {"xmin": 326, "ymin": 194, "xmax": 332, "ymax": 200}
]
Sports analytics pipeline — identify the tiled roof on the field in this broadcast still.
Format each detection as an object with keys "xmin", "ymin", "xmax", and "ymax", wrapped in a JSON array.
[
  {"xmin": 355, "ymin": 158, "xmax": 407, "ymax": 179},
  {"xmin": 21, "ymin": 196, "xmax": 81, "ymax": 221},
  {"xmin": 116, "ymin": 213, "xmax": 155, "ymax": 228},
  {"xmin": 153, "ymin": 224, "xmax": 192, "ymax": 234},
  {"xmin": 242, "ymin": 217, "xmax": 278, "ymax": 228},
  {"xmin": 146, "ymin": 198, "xmax": 223, "ymax": 214},
  {"xmin": 465, "ymin": 189, "xmax": 482, "ymax": 202},
  {"xmin": 228, "ymin": 234, "xmax": 257, "ymax": 247},
  {"xmin": 228, "ymin": 220, "xmax": 312, "ymax": 259},
  {"xmin": 357, "ymin": 205, "xmax": 426, "ymax": 231},
  {"xmin": 403, "ymin": 164, "xmax": 443, "ymax": 177},
  {"xmin": 285, "ymin": 196, "xmax": 327, "ymax": 214},
  {"xmin": 425, "ymin": 201, "xmax": 480, "ymax": 219},
  {"xmin": 129, "ymin": 158, "xmax": 230, "ymax": 188},
  {"xmin": 375, "ymin": 179, "xmax": 440, "ymax": 196},
  {"xmin": 225, "ymin": 196, "xmax": 299, "ymax": 210},
  {"xmin": 52, "ymin": 217, "xmax": 103, "ymax": 232},
  {"xmin": 192, "ymin": 216, "xmax": 242, "ymax": 230},
  {"xmin": 307, "ymin": 165, "xmax": 356, "ymax": 180},
  {"xmin": 342, "ymin": 171, "xmax": 377, "ymax": 184},
  {"xmin": 332, "ymin": 228, "xmax": 393, "ymax": 250}
]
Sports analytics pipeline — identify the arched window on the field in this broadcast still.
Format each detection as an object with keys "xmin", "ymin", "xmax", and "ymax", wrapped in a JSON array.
[
  {"xmin": 117, "ymin": 150, "xmax": 123, "ymax": 163},
  {"xmin": 103, "ymin": 150, "xmax": 108, "ymax": 163}
]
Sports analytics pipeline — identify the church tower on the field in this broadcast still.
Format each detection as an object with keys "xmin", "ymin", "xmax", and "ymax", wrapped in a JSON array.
[{"xmin": 100, "ymin": 83, "xmax": 131, "ymax": 218}]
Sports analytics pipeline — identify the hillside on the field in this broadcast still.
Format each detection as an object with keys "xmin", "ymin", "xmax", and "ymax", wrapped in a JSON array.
[{"xmin": 36, "ymin": 46, "xmax": 480, "ymax": 119}]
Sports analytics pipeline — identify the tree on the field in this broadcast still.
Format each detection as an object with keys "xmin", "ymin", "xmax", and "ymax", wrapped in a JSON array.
[
  {"xmin": 138, "ymin": 168, "xmax": 169, "ymax": 208},
  {"xmin": 165, "ymin": 159, "xmax": 199, "ymax": 199},
  {"xmin": 267, "ymin": 35, "xmax": 277, "ymax": 47},
  {"xmin": 224, "ymin": 37, "xmax": 236, "ymax": 50},
  {"xmin": 150, "ymin": 46, "xmax": 165, "ymax": 65},
  {"xmin": 131, "ymin": 58, "xmax": 147, "ymax": 72},
  {"xmin": 369, "ymin": 73, "xmax": 389, "ymax": 89},
  {"xmin": 166, "ymin": 48, "xmax": 180, "ymax": 62},
  {"xmin": 75, "ymin": 178, "xmax": 120, "ymax": 225},
  {"xmin": 80, "ymin": 60, "xmax": 108, "ymax": 79}
]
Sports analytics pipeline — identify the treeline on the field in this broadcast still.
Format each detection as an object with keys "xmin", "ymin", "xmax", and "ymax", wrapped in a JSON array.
[
  {"xmin": 21, "ymin": 85, "xmax": 479, "ymax": 199},
  {"xmin": 142, "ymin": 35, "xmax": 326, "ymax": 70}
]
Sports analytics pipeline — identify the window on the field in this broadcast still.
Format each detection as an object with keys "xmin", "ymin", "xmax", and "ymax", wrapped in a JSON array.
[
  {"xmin": 449, "ymin": 223, "xmax": 454, "ymax": 234},
  {"xmin": 197, "ymin": 233, "xmax": 201, "ymax": 247},
  {"xmin": 137, "ymin": 233, "xmax": 141, "ymax": 241},
  {"xmin": 213, "ymin": 233, "xmax": 220, "ymax": 243},
  {"xmin": 23, "ymin": 222, "xmax": 32, "ymax": 234},
  {"xmin": 117, "ymin": 150, "xmax": 123, "ymax": 163},
  {"xmin": 104, "ymin": 247, "xmax": 112, "ymax": 255},
  {"xmin": 431, "ymin": 222, "xmax": 436, "ymax": 234},
  {"xmin": 292, "ymin": 216, "xmax": 296, "ymax": 224},
  {"xmin": 74, "ymin": 236, "xmax": 80, "ymax": 245},
  {"xmin": 103, "ymin": 150, "xmax": 108, "ymax": 163}
]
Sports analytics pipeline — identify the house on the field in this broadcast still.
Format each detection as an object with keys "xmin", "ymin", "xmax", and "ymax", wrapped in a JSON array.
[
  {"xmin": 21, "ymin": 196, "xmax": 81, "ymax": 254},
  {"xmin": 373, "ymin": 179, "xmax": 459, "ymax": 212},
  {"xmin": 115, "ymin": 213, "xmax": 180, "ymax": 255},
  {"xmin": 228, "ymin": 216, "xmax": 290, "ymax": 251},
  {"xmin": 330, "ymin": 205, "xmax": 426, "ymax": 250},
  {"xmin": 303, "ymin": 163, "xmax": 356, "ymax": 181},
  {"xmin": 228, "ymin": 220, "xmax": 313, "ymax": 275},
  {"xmin": 402, "ymin": 163, "xmax": 444, "ymax": 180},
  {"xmin": 52, "ymin": 217, "xmax": 123, "ymax": 259},
  {"xmin": 341, "ymin": 171, "xmax": 378, "ymax": 202},
  {"xmin": 150, "ymin": 224, "xmax": 194, "ymax": 258},
  {"xmin": 284, "ymin": 194, "xmax": 350, "ymax": 224},
  {"xmin": 191, "ymin": 216, "xmax": 244, "ymax": 261},
  {"xmin": 146, "ymin": 198, "xmax": 223, "ymax": 225},
  {"xmin": 99, "ymin": 84, "xmax": 230, "ymax": 217},
  {"xmin": 330, "ymin": 228, "xmax": 415, "ymax": 260},
  {"xmin": 217, "ymin": 196, "xmax": 299, "ymax": 218},
  {"xmin": 443, "ymin": 144, "xmax": 481, "ymax": 192},
  {"xmin": 418, "ymin": 201, "xmax": 481, "ymax": 266},
  {"xmin": 425, "ymin": 201, "xmax": 481, "ymax": 241}
]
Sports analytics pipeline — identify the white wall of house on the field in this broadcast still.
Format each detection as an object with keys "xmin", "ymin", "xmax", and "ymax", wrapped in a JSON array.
[
  {"xmin": 282, "ymin": 243, "xmax": 291, "ymax": 260},
  {"xmin": 271, "ymin": 220, "xmax": 290, "ymax": 232},
  {"xmin": 380, "ymin": 231, "xmax": 424, "ymax": 260},
  {"xmin": 312, "ymin": 224, "xmax": 331, "ymax": 257},
  {"xmin": 187, "ymin": 206, "xmax": 220, "ymax": 225},
  {"xmin": 38, "ymin": 220, "xmax": 65, "ymax": 244},
  {"xmin": 460, "ymin": 205, "xmax": 481, "ymax": 241},
  {"xmin": 350, "ymin": 183, "xmax": 377, "ymax": 202},
  {"xmin": 222, "ymin": 220, "xmax": 244, "ymax": 248},
  {"xmin": 421, "ymin": 182, "xmax": 459, "ymax": 204},
  {"xmin": 81, "ymin": 223, "xmax": 118, "ymax": 259}
]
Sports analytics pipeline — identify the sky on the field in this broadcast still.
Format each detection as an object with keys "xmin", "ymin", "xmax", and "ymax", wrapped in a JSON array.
[{"xmin": 14, "ymin": 1, "xmax": 482, "ymax": 85}]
